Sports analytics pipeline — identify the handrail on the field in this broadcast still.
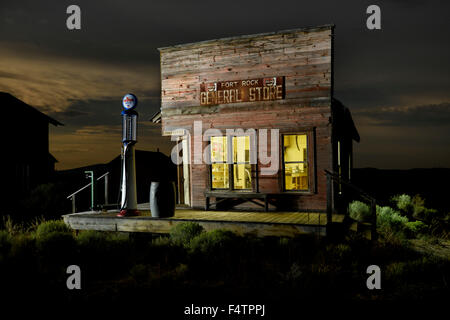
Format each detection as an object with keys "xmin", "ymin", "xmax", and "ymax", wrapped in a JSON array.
[
  {"xmin": 66, "ymin": 171, "xmax": 110, "ymax": 199},
  {"xmin": 324, "ymin": 169, "xmax": 378, "ymax": 241},
  {"xmin": 66, "ymin": 172, "xmax": 110, "ymax": 213},
  {"xmin": 66, "ymin": 183, "xmax": 91, "ymax": 199},
  {"xmin": 324, "ymin": 170, "xmax": 376, "ymax": 202}
]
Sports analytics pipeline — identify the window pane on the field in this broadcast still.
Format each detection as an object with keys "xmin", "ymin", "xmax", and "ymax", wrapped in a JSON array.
[
  {"xmin": 283, "ymin": 134, "xmax": 307, "ymax": 162},
  {"xmin": 233, "ymin": 136, "xmax": 250, "ymax": 163},
  {"xmin": 284, "ymin": 163, "xmax": 308, "ymax": 190},
  {"xmin": 283, "ymin": 134, "xmax": 308, "ymax": 191},
  {"xmin": 233, "ymin": 164, "xmax": 252, "ymax": 190},
  {"xmin": 232, "ymin": 136, "xmax": 251, "ymax": 190},
  {"xmin": 211, "ymin": 136, "xmax": 227, "ymax": 163},
  {"xmin": 211, "ymin": 163, "xmax": 229, "ymax": 189}
]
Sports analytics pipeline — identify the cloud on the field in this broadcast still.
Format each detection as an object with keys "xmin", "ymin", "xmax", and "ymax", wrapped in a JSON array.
[
  {"xmin": 56, "ymin": 109, "xmax": 90, "ymax": 118},
  {"xmin": 354, "ymin": 102, "xmax": 450, "ymax": 127},
  {"xmin": 74, "ymin": 125, "xmax": 122, "ymax": 136},
  {"xmin": 0, "ymin": 45, "xmax": 160, "ymax": 113}
]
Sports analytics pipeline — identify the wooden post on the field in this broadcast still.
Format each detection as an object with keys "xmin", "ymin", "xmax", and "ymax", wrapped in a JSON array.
[
  {"xmin": 326, "ymin": 173, "xmax": 332, "ymax": 226},
  {"xmin": 71, "ymin": 195, "xmax": 76, "ymax": 213},
  {"xmin": 104, "ymin": 173, "xmax": 109, "ymax": 205},
  {"xmin": 205, "ymin": 196, "xmax": 210, "ymax": 211}
]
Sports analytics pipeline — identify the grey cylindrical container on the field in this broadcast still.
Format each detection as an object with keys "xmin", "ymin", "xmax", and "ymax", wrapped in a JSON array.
[{"xmin": 150, "ymin": 181, "xmax": 175, "ymax": 218}]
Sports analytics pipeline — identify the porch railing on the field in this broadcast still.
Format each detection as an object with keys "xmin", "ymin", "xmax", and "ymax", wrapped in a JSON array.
[
  {"xmin": 325, "ymin": 169, "xmax": 377, "ymax": 241},
  {"xmin": 67, "ymin": 171, "xmax": 110, "ymax": 213}
]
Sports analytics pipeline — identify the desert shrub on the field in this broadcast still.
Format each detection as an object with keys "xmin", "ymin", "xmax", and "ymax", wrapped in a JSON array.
[
  {"xmin": 385, "ymin": 256, "xmax": 443, "ymax": 285},
  {"xmin": 26, "ymin": 216, "xmax": 46, "ymax": 233},
  {"xmin": 148, "ymin": 235, "xmax": 186, "ymax": 267},
  {"xmin": 404, "ymin": 221, "xmax": 427, "ymax": 237},
  {"xmin": 376, "ymin": 204, "xmax": 430, "ymax": 239},
  {"xmin": 36, "ymin": 231, "xmax": 76, "ymax": 254},
  {"xmin": 187, "ymin": 229, "xmax": 243, "ymax": 280},
  {"xmin": 391, "ymin": 194, "xmax": 414, "ymax": 218},
  {"xmin": 385, "ymin": 261, "xmax": 407, "ymax": 281},
  {"xmin": 1, "ymin": 216, "xmax": 24, "ymax": 236},
  {"xmin": 152, "ymin": 235, "xmax": 172, "ymax": 247},
  {"xmin": 35, "ymin": 221, "xmax": 75, "ymax": 263},
  {"xmin": 376, "ymin": 206, "xmax": 408, "ymax": 232},
  {"xmin": 349, "ymin": 201, "xmax": 371, "ymax": 222},
  {"xmin": 325, "ymin": 243, "xmax": 352, "ymax": 264},
  {"xmin": 188, "ymin": 229, "xmax": 238, "ymax": 255},
  {"xmin": 411, "ymin": 194, "xmax": 426, "ymax": 219},
  {"xmin": 75, "ymin": 231, "xmax": 132, "ymax": 281},
  {"xmin": 10, "ymin": 233, "xmax": 36, "ymax": 262},
  {"xmin": 35, "ymin": 220, "xmax": 72, "ymax": 238},
  {"xmin": 77, "ymin": 230, "xmax": 108, "ymax": 245},
  {"xmin": 409, "ymin": 195, "xmax": 437, "ymax": 222},
  {"xmin": 408, "ymin": 195, "xmax": 449, "ymax": 237},
  {"xmin": 170, "ymin": 222, "xmax": 204, "ymax": 246}
]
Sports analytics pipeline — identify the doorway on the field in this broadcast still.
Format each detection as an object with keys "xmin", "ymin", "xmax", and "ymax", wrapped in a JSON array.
[{"xmin": 177, "ymin": 136, "xmax": 190, "ymax": 206}]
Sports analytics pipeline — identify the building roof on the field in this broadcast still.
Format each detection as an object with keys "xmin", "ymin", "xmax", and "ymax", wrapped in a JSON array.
[
  {"xmin": 332, "ymin": 98, "xmax": 360, "ymax": 142},
  {"xmin": 0, "ymin": 92, "xmax": 63, "ymax": 126},
  {"xmin": 158, "ymin": 24, "xmax": 334, "ymax": 52}
]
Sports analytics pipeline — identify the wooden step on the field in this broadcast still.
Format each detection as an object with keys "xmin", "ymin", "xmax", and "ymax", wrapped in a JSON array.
[{"xmin": 347, "ymin": 219, "xmax": 373, "ymax": 240}]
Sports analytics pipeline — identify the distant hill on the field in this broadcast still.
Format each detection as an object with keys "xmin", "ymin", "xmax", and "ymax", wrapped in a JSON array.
[{"xmin": 353, "ymin": 168, "xmax": 449, "ymax": 212}]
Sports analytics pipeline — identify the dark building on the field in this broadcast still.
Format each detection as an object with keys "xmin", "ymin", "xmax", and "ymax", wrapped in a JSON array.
[{"xmin": 0, "ymin": 92, "xmax": 62, "ymax": 207}]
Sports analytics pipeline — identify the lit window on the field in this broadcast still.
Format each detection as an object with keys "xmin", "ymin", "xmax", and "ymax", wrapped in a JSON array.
[
  {"xmin": 211, "ymin": 136, "xmax": 229, "ymax": 189},
  {"xmin": 232, "ymin": 136, "xmax": 252, "ymax": 190},
  {"xmin": 283, "ymin": 134, "xmax": 308, "ymax": 191},
  {"xmin": 210, "ymin": 136, "xmax": 252, "ymax": 190}
]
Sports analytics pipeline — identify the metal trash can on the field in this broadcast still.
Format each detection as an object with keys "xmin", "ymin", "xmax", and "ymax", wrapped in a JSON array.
[{"xmin": 149, "ymin": 181, "xmax": 175, "ymax": 218}]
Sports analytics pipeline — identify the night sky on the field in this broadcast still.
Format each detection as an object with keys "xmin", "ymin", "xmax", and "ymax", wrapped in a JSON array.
[{"xmin": 0, "ymin": 0, "xmax": 449, "ymax": 170}]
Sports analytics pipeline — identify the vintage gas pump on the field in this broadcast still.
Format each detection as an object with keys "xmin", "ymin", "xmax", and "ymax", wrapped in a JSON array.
[{"xmin": 117, "ymin": 93, "xmax": 139, "ymax": 217}]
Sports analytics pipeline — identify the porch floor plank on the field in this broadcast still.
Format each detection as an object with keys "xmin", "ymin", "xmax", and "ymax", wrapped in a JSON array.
[{"xmin": 63, "ymin": 206, "xmax": 345, "ymax": 238}]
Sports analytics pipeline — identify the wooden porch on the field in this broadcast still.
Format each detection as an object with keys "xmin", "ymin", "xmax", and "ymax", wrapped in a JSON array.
[{"xmin": 63, "ymin": 203, "xmax": 345, "ymax": 238}]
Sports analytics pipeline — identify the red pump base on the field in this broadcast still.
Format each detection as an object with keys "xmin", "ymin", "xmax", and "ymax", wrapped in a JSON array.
[{"xmin": 117, "ymin": 209, "xmax": 140, "ymax": 217}]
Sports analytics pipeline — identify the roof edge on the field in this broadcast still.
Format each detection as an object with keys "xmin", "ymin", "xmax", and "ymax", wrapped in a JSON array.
[
  {"xmin": 0, "ymin": 92, "xmax": 63, "ymax": 126},
  {"xmin": 158, "ymin": 24, "xmax": 335, "ymax": 52}
]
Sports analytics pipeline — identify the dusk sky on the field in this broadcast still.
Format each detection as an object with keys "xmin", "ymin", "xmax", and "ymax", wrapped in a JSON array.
[{"xmin": 1, "ymin": 0, "xmax": 449, "ymax": 170}]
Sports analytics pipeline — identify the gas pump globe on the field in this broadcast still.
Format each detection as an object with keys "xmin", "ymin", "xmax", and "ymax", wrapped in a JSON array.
[{"xmin": 117, "ymin": 93, "xmax": 139, "ymax": 217}]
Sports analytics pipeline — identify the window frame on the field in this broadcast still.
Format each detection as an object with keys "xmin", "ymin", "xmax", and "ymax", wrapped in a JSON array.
[
  {"xmin": 281, "ymin": 131, "xmax": 315, "ymax": 193},
  {"xmin": 209, "ymin": 135, "xmax": 256, "ymax": 192},
  {"xmin": 209, "ymin": 136, "xmax": 229, "ymax": 190}
]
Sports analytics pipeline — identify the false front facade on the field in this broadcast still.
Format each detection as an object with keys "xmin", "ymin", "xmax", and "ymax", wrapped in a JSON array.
[{"xmin": 157, "ymin": 25, "xmax": 359, "ymax": 213}]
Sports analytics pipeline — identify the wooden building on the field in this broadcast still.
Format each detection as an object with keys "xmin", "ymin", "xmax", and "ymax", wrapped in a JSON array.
[
  {"xmin": 156, "ymin": 24, "xmax": 360, "ymax": 214},
  {"xmin": 0, "ymin": 92, "xmax": 62, "ymax": 206},
  {"xmin": 63, "ymin": 25, "xmax": 365, "ymax": 238}
]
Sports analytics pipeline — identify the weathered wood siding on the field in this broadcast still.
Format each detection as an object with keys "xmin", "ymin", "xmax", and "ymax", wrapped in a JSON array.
[{"xmin": 159, "ymin": 25, "xmax": 334, "ymax": 211}]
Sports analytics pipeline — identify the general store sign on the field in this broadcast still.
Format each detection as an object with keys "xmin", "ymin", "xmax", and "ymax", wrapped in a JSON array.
[{"xmin": 200, "ymin": 76, "xmax": 285, "ymax": 106}]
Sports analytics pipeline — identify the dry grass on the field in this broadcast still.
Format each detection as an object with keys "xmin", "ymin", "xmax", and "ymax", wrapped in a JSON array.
[{"xmin": 409, "ymin": 238, "xmax": 450, "ymax": 261}]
